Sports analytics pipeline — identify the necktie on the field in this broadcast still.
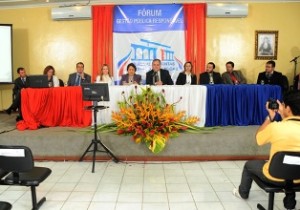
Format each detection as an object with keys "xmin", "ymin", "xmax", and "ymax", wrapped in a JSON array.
[
  {"xmin": 209, "ymin": 73, "xmax": 214, "ymax": 84},
  {"xmin": 75, "ymin": 74, "xmax": 81, "ymax": 86},
  {"xmin": 21, "ymin": 78, "xmax": 25, "ymax": 84}
]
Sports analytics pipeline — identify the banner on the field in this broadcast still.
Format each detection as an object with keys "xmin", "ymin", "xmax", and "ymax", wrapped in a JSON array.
[{"xmin": 113, "ymin": 4, "xmax": 185, "ymax": 84}]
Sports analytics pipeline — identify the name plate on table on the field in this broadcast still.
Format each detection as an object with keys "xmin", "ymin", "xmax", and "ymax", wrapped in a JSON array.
[{"xmin": 0, "ymin": 149, "xmax": 25, "ymax": 157}]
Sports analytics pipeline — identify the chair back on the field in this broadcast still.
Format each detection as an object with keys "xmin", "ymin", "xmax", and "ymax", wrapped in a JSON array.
[
  {"xmin": 0, "ymin": 145, "xmax": 34, "ymax": 172},
  {"xmin": 269, "ymin": 151, "xmax": 300, "ymax": 180}
]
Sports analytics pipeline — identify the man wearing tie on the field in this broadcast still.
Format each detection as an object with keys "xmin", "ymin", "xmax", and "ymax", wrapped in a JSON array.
[
  {"xmin": 67, "ymin": 62, "xmax": 91, "ymax": 86},
  {"xmin": 256, "ymin": 60, "xmax": 283, "ymax": 88},
  {"xmin": 5, "ymin": 67, "xmax": 28, "ymax": 121},
  {"xmin": 146, "ymin": 59, "xmax": 174, "ymax": 85},
  {"xmin": 199, "ymin": 62, "xmax": 223, "ymax": 85}
]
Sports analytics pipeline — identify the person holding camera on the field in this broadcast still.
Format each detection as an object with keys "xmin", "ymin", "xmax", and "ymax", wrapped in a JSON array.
[{"xmin": 233, "ymin": 91, "xmax": 300, "ymax": 210}]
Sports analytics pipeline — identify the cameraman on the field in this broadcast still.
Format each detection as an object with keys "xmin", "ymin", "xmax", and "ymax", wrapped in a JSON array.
[{"xmin": 233, "ymin": 91, "xmax": 300, "ymax": 210}]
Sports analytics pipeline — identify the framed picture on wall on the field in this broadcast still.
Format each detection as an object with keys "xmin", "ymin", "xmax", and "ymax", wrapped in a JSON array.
[{"xmin": 255, "ymin": 30, "xmax": 278, "ymax": 60}]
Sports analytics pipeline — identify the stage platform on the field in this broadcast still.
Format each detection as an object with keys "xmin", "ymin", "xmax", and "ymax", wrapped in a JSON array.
[{"xmin": 0, "ymin": 113, "xmax": 269, "ymax": 161}]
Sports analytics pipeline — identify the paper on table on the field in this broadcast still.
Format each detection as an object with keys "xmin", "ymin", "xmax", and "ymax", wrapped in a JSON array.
[
  {"xmin": 283, "ymin": 155, "xmax": 300, "ymax": 165},
  {"xmin": 0, "ymin": 149, "xmax": 25, "ymax": 157}
]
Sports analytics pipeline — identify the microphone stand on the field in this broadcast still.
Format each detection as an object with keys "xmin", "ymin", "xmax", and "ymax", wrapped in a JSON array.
[{"xmin": 290, "ymin": 56, "xmax": 300, "ymax": 79}]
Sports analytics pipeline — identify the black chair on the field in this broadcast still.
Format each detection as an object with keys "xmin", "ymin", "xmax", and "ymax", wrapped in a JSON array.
[
  {"xmin": 252, "ymin": 151, "xmax": 300, "ymax": 210},
  {"xmin": 0, "ymin": 145, "xmax": 52, "ymax": 210},
  {"xmin": 0, "ymin": 201, "xmax": 12, "ymax": 210},
  {"xmin": 59, "ymin": 79, "xmax": 64, "ymax": 87},
  {"xmin": 282, "ymin": 75, "xmax": 289, "ymax": 93}
]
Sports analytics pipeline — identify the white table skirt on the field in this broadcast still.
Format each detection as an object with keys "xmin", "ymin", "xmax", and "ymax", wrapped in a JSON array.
[{"xmin": 96, "ymin": 85, "xmax": 207, "ymax": 127}]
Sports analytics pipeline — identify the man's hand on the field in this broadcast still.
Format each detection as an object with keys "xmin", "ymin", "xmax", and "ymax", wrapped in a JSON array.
[
  {"xmin": 155, "ymin": 81, "xmax": 163, "ymax": 86},
  {"xmin": 265, "ymin": 101, "xmax": 277, "ymax": 121}
]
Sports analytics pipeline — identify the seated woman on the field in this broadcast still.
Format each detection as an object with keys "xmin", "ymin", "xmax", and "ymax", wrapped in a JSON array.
[
  {"xmin": 43, "ymin": 65, "xmax": 59, "ymax": 87},
  {"xmin": 120, "ymin": 63, "xmax": 141, "ymax": 85},
  {"xmin": 175, "ymin": 61, "xmax": 197, "ymax": 85},
  {"xmin": 95, "ymin": 64, "xmax": 114, "ymax": 85}
]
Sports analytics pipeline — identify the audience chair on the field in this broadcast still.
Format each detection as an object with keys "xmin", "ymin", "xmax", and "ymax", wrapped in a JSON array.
[
  {"xmin": 0, "ymin": 145, "xmax": 52, "ymax": 210},
  {"xmin": 0, "ymin": 201, "xmax": 12, "ymax": 210},
  {"xmin": 251, "ymin": 151, "xmax": 300, "ymax": 210}
]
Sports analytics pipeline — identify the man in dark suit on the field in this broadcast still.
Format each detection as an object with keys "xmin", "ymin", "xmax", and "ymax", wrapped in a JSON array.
[
  {"xmin": 5, "ymin": 67, "xmax": 29, "ymax": 120},
  {"xmin": 146, "ymin": 59, "xmax": 173, "ymax": 85},
  {"xmin": 67, "ymin": 62, "xmax": 91, "ymax": 86},
  {"xmin": 199, "ymin": 62, "xmax": 223, "ymax": 84},
  {"xmin": 256, "ymin": 60, "xmax": 283, "ymax": 88},
  {"xmin": 222, "ymin": 61, "xmax": 247, "ymax": 85}
]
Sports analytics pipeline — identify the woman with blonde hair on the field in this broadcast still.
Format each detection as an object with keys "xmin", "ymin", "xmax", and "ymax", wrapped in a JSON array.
[
  {"xmin": 95, "ymin": 64, "xmax": 114, "ymax": 85},
  {"xmin": 176, "ymin": 61, "xmax": 197, "ymax": 85}
]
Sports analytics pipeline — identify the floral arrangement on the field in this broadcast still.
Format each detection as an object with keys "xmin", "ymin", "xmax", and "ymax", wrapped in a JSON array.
[{"xmin": 97, "ymin": 86, "xmax": 214, "ymax": 153}]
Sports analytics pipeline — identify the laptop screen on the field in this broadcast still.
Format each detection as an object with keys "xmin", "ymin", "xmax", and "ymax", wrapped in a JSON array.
[
  {"xmin": 81, "ymin": 83, "xmax": 109, "ymax": 101},
  {"xmin": 27, "ymin": 75, "xmax": 49, "ymax": 88}
]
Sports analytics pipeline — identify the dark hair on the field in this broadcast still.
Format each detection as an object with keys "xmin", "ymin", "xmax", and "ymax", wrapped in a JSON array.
[
  {"xmin": 266, "ymin": 60, "xmax": 275, "ymax": 68},
  {"xmin": 127, "ymin": 63, "xmax": 137, "ymax": 72},
  {"xmin": 17, "ymin": 67, "xmax": 24, "ymax": 74},
  {"xmin": 207, "ymin": 62, "xmax": 215, "ymax": 69},
  {"xmin": 43, "ymin": 65, "xmax": 55, "ymax": 75},
  {"xmin": 76, "ymin": 62, "xmax": 84, "ymax": 68},
  {"xmin": 152, "ymin": 59, "xmax": 161, "ymax": 64},
  {"xmin": 226, "ymin": 61, "xmax": 234, "ymax": 68},
  {"xmin": 283, "ymin": 90, "xmax": 300, "ymax": 116}
]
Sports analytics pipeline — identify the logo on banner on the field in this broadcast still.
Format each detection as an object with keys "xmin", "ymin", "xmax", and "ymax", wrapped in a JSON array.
[{"xmin": 117, "ymin": 39, "xmax": 184, "ymax": 78}]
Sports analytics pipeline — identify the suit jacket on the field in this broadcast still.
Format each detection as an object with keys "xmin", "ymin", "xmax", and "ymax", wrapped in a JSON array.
[
  {"xmin": 120, "ymin": 74, "xmax": 142, "ymax": 85},
  {"xmin": 175, "ymin": 72, "xmax": 197, "ymax": 85},
  {"xmin": 256, "ymin": 71, "xmax": 283, "ymax": 87},
  {"xmin": 199, "ymin": 72, "xmax": 223, "ymax": 85},
  {"xmin": 146, "ymin": 69, "xmax": 174, "ymax": 85},
  {"xmin": 13, "ymin": 77, "xmax": 29, "ymax": 96},
  {"xmin": 222, "ymin": 70, "xmax": 247, "ymax": 84},
  {"xmin": 67, "ymin": 72, "xmax": 91, "ymax": 86}
]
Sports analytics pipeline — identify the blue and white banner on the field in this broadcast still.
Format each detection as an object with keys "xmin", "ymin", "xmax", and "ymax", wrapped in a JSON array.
[{"xmin": 113, "ymin": 4, "xmax": 185, "ymax": 84}]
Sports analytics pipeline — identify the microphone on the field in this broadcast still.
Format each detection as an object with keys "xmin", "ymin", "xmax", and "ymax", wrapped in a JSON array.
[{"xmin": 290, "ymin": 56, "xmax": 300, "ymax": 63}]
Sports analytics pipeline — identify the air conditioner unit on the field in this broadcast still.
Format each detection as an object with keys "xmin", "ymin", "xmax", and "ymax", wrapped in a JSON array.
[
  {"xmin": 207, "ymin": 4, "xmax": 248, "ymax": 18},
  {"xmin": 51, "ymin": 6, "xmax": 91, "ymax": 20}
]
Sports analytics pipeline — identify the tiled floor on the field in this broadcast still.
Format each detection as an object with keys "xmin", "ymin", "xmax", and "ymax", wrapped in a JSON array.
[{"xmin": 0, "ymin": 160, "xmax": 299, "ymax": 210}]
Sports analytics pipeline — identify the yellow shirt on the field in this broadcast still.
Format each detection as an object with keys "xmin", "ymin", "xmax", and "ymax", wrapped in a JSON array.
[{"xmin": 256, "ymin": 116, "xmax": 300, "ymax": 182}]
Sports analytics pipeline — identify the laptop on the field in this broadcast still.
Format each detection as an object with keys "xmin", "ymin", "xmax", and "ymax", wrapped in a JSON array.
[
  {"xmin": 27, "ymin": 75, "xmax": 49, "ymax": 88},
  {"xmin": 81, "ymin": 83, "xmax": 109, "ymax": 101}
]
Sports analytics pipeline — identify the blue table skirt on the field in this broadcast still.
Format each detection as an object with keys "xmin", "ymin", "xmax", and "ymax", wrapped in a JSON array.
[{"xmin": 205, "ymin": 84, "xmax": 282, "ymax": 126}]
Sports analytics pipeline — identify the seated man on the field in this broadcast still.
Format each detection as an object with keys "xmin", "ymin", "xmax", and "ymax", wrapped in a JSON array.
[
  {"xmin": 222, "ymin": 61, "xmax": 247, "ymax": 84},
  {"xmin": 5, "ymin": 67, "xmax": 28, "ymax": 121},
  {"xmin": 257, "ymin": 60, "xmax": 283, "ymax": 88},
  {"xmin": 146, "ymin": 59, "xmax": 173, "ymax": 85},
  {"xmin": 199, "ymin": 62, "xmax": 222, "ymax": 84},
  {"xmin": 233, "ymin": 91, "xmax": 300, "ymax": 210},
  {"xmin": 67, "ymin": 62, "xmax": 91, "ymax": 86}
]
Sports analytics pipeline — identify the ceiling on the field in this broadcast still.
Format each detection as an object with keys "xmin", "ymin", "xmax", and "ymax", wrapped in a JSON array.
[{"xmin": 0, "ymin": 0, "xmax": 299, "ymax": 9}]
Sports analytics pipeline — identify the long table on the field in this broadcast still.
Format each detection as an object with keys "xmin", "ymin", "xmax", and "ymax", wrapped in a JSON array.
[
  {"xmin": 96, "ymin": 85, "xmax": 207, "ymax": 127},
  {"xmin": 17, "ymin": 87, "xmax": 92, "ymax": 130},
  {"xmin": 17, "ymin": 84, "xmax": 282, "ymax": 130}
]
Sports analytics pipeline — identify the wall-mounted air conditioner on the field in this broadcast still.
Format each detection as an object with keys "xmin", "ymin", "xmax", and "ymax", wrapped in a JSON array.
[
  {"xmin": 207, "ymin": 4, "xmax": 248, "ymax": 18},
  {"xmin": 51, "ymin": 6, "xmax": 91, "ymax": 21}
]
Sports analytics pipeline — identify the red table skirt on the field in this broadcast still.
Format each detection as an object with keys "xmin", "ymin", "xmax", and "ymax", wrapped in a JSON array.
[{"xmin": 17, "ymin": 87, "xmax": 92, "ymax": 130}]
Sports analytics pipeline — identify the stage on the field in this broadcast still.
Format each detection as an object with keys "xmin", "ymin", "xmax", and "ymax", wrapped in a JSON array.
[{"xmin": 0, "ymin": 113, "xmax": 269, "ymax": 161}]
